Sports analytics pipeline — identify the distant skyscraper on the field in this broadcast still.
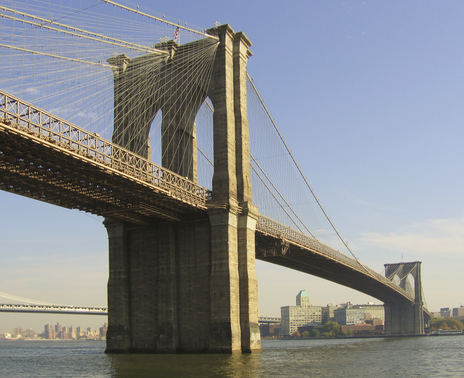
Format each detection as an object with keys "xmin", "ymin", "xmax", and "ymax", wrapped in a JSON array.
[
  {"xmin": 100, "ymin": 323, "xmax": 108, "ymax": 337},
  {"xmin": 44, "ymin": 323, "xmax": 55, "ymax": 339}
]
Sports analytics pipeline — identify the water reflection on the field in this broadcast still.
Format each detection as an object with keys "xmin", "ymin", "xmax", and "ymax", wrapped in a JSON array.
[{"xmin": 107, "ymin": 350, "xmax": 262, "ymax": 378}]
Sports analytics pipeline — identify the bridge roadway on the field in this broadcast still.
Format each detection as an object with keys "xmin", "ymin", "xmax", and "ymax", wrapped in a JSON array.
[{"xmin": 0, "ymin": 90, "xmax": 421, "ymax": 310}]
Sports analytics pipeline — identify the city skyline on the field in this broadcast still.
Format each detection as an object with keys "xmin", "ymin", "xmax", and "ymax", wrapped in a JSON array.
[
  {"xmin": 2, "ymin": 321, "xmax": 107, "ymax": 339},
  {"xmin": 2, "ymin": 0, "xmax": 464, "ymax": 332}
]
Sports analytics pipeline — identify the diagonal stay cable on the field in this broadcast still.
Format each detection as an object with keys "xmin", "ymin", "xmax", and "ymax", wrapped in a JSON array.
[
  {"xmin": 250, "ymin": 164, "xmax": 307, "ymax": 236},
  {"xmin": 250, "ymin": 154, "xmax": 317, "ymax": 239}
]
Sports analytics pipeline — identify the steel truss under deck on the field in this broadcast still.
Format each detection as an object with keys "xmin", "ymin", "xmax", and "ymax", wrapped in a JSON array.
[{"xmin": 0, "ymin": 90, "xmax": 210, "ymax": 224}]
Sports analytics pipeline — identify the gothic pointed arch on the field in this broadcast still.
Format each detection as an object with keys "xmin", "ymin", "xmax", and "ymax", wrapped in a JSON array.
[{"xmin": 108, "ymin": 38, "xmax": 218, "ymax": 181}]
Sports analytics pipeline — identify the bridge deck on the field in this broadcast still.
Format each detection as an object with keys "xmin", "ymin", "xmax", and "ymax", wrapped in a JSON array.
[
  {"xmin": 0, "ymin": 90, "xmax": 210, "ymax": 224},
  {"xmin": 256, "ymin": 216, "xmax": 417, "ymax": 305}
]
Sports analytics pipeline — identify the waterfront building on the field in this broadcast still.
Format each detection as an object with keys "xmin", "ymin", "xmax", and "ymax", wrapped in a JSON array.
[
  {"xmin": 352, "ymin": 304, "xmax": 385, "ymax": 321},
  {"xmin": 341, "ymin": 323, "xmax": 383, "ymax": 335},
  {"xmin": 280, "ymin": 290, "xmax": 322, "ymax": 335},
  {"xmin": 440, "ymin": 307, "xmax": 452, "ymax": 318},
  {"xmin": 452, "ymin": 306, "xmax": 464, "ymax": 317},
  {"xmin": 59, "ymin": 332, "xmax": 71, "ymax": 340},
  {"xmin": 259, "ymin": 323, "xmax": 280, "ymax": 337},
  {"xmin": 322, "ymin": 304, "xmax": 345, "ymax": 324},
  {"xmin": 334, "ymin": 306, "xmax": 365, "ymax": 326}
]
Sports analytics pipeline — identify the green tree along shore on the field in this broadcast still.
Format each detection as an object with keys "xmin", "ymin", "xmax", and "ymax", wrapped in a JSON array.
[
  {"xmin": 291, "ymin": 322, "xmax": 353, "ymax": 338},
  {"xmin": 430, "ymin": 318, "xmax": 464, "ymax": 331}
]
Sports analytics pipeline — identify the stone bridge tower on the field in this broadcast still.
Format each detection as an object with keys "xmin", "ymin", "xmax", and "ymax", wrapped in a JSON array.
[
  {"xmin": 104, "ymin": 25, "xmax": 260, "ymax": 353},
  {"xmin": 384, "ymin": 261, "xmax": 426, "ymax": 335}
]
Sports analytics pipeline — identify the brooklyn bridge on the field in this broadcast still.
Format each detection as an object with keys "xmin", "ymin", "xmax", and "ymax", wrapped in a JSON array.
[{"xmin": 0, "ymin": 0, "xmax": 429, "ymax": 353}]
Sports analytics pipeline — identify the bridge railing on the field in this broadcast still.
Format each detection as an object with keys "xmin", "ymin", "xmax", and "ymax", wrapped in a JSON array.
[
  {"xmin": 257, "ymin": 215, "xmax": 413, "ymax": 299},
  {"xmin": 0, "ymin": 89, "xmax": 211, "ymax": 208}
]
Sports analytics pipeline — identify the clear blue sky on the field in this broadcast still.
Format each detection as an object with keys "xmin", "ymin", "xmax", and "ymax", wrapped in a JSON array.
[{"xmin": 2, "ymin": 0, "xmax": 464, "ymax": 333}]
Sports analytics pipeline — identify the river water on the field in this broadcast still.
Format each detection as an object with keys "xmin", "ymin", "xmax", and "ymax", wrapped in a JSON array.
[{"xmin": 1, "ymin": 336, "xmax": 463, "ymax": 377}]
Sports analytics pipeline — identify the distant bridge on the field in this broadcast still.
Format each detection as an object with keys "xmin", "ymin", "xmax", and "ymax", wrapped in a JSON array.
[
  {"xmin": 0, "ymin": 300, "xmax": 280, "ymax": 323},
  {"xmin": 0, "ymin": 304, "xmax": 108, "ymax": 315}
]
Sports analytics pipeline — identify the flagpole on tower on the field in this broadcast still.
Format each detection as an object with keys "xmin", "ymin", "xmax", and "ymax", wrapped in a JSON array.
[{"xmin": 174, "ymin": 25, "xmax": 180, "ymax": 44}]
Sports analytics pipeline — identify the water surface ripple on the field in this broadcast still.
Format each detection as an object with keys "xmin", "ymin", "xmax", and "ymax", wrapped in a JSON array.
[{"xmin": 1, "ymin": 336, "xmax": 463, "ymax": 377}]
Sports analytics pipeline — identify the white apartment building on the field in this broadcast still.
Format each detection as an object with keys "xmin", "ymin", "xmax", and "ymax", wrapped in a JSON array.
[{"xmin": 280, "ymin": 290, "xmax": 322, "ymax": 335}]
